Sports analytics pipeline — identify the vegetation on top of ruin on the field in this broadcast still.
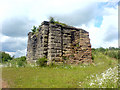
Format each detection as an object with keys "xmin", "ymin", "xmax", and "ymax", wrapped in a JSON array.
[
  {"xmin": 31, "ymin": 25, "xmax": 39, "ymax": 34},
  {"xmin": 54, "ymin": 21, "xmax": 68, "ymax": 26},
  {"xmin": 49, "ymin": 17, "xmax": 55, "ymax": 24},
  {"xmin": 31, "ymin": 26, "xmax": 37, "ymax": 33},
  {"xmin": 31, "ymin": 17, "xmax": 70, "ymax": 33},
  {"xmin": 49, "ymin": 17, "xmax": 68, "ymax": 26},
  {"xmin": 49, "ymin": 17, "xmax": 69, "ymax": 26}
]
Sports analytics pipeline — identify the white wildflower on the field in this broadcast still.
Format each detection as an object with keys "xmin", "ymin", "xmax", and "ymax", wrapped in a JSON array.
[
  {"xmin": 79, "ymin": 85, "xmax": 81, "ymax": 87},
  {"xmin": 90, "ymin": 82, "xmax": 94, "ymax": 86},
  {"xmin": 88, "ymin": 66, "xmax": 118, "ymax": 88}
]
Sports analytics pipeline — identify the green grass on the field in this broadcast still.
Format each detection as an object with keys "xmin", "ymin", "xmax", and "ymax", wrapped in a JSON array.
[{"xmin": 2, "ymin": 52, "xmax": 118, "ymax": 88}]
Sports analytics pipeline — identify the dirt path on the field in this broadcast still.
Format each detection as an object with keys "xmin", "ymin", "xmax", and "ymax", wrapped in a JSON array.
[
  {"xmin": 0, "ymin": 66, "xmax": 8, "ymax": 88},
  {"xmin": 0, "ymin": 78, "xmax": 8, "ymax": 88},
  {"xmin": 2, "ymin": 80, "xmax": 8, "ymax": 88}
]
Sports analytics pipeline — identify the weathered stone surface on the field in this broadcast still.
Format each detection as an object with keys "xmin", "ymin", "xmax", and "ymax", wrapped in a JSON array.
[{"xmin": 26, "ymin": 21, "xmax": 92, "ymax": 64}]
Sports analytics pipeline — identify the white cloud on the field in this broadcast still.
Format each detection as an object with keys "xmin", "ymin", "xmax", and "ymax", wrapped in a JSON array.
[
  {"xmin": 14, "ymin": 49, "xmax": 27, "ymax": 57},
  {"xmin": 0, "ymin": 34, "xmax": 9, "ymax": 43},
  {"xmin": 79, "ymin": 5, "xmax": 118, "ymax": 48},
  {"xmin": 5, "ymin": 48, "xmax": 27, "ymax": 57},
  {"xmin": 0, "ymin": 0, "xmax": 107, "ymax": 23},
  {"xmin": 51, "ymin": 2, "xmax": 99, "ymax": 26},
  {"xmin": 80, "ymin": 23, "xmax": 105, "ymax": 48},
  {"xmin": 5, "ymin": 52, "xmax": 15, "ymax": 57},
  {"xmin": 2, "ymin": 16, "xmax": 35, "ymax": 37},
  {"xmin": 101, "ymin": 40, "xmax": 118, "ymax": 48},
  {"xmin": 2, "ymin": 37, "xmax": 27, "ymax": 52}
]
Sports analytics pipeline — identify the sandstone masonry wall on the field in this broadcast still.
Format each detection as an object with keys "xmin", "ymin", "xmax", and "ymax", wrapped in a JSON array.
[{"xmin": 27, "ymin": 21, "xmax": 92, "ymax": 64}]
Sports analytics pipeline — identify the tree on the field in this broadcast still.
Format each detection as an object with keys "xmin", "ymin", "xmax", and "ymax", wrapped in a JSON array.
[
  {"xmin": 98, "ymin": 47, "xmax": 106, "ymax": 52},
  {"xmin": 0, "ymin": 52, "xmax": 12, "ymax": 63}
]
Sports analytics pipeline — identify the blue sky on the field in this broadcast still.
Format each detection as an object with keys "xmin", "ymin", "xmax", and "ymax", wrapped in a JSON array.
[
  {"xmin": 0, "ymin": 0, "xmax": 119, "ymax": 57},
  {"xmin": 94, "ymin": 16, "xmax": 103, "ymax": 27}
]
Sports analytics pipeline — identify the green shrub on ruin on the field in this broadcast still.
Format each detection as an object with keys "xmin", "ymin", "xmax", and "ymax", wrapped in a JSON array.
[
  {"xmin": 49, "ymin": 17, "xmax": 68, "ymax": 26},
  {"xmin": 36, "ymin": 57, "xmax": 47, "ymax": 67},
  {"xmin": 49, "ymin": 17, "xmax": 55, "ymax": 24},
  {"xmin": 54, "ymin": 21, "xmax": 67, "ymax": 26},
  {"xmin": 31, "ymin": 26, "xmax": 37, "ymax": 33}
]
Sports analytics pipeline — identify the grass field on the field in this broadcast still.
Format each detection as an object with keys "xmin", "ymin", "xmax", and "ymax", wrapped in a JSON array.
[{"xmin": 2, "ymin": 52, "xmax": 118, "ymax": 88}]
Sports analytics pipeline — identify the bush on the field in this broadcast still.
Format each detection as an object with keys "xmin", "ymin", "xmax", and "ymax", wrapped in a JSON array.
[
  {"xmin": 17, "ymin": 56, "xmax": 27, "ymax": 67},
  {"xmin": 91, "ymin": 47, "xmax": 119, "ymax": 60},
  {"xmin": 8, "ymin": 56, "xmax": 27, "ymax": 67},
  {"xmin": 91, "ymin": 54, "xmax": 94, "ymax": 61},
  {"xmin": 36, "ymin": 57, "xmax": 47, "ymax": 67},
  {"xmin": 48, "ymin": 62, "xmax": 57, "ymax": 67},
  {"xmin": 105, "ymin": 50, "xmax": 118, "ymax": 59}
]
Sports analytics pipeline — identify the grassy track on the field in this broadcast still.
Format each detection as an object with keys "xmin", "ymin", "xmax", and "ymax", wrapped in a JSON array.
[{"xmin": 2, "ymin": 52, "xmax": 118, "ymax": 88}]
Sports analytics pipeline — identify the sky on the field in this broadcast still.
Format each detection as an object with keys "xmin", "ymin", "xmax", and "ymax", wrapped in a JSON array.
[{"xmin": 0, "ymin": 0, "xmax": 119, "ymax": 57}]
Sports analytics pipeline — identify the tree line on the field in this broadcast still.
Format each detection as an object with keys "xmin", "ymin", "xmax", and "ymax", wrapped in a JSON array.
[
  {"xmin": 92, "ymin": 47, "xmax": 120, "ymax": 60},
  {"xmin": 0, "ymin": 47, "xmax": 119, "ymax": 67}
]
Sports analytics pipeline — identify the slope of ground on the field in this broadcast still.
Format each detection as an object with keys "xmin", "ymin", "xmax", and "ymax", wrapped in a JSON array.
[{"xmin": 2, "ymin": 52, "xmax": 118, "ymax": 88}]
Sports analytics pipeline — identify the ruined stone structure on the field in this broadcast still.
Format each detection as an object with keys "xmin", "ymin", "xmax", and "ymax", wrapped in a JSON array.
[{"xmin": 27, "ymin": 21, "xmax": 92, "ymax": 64}]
